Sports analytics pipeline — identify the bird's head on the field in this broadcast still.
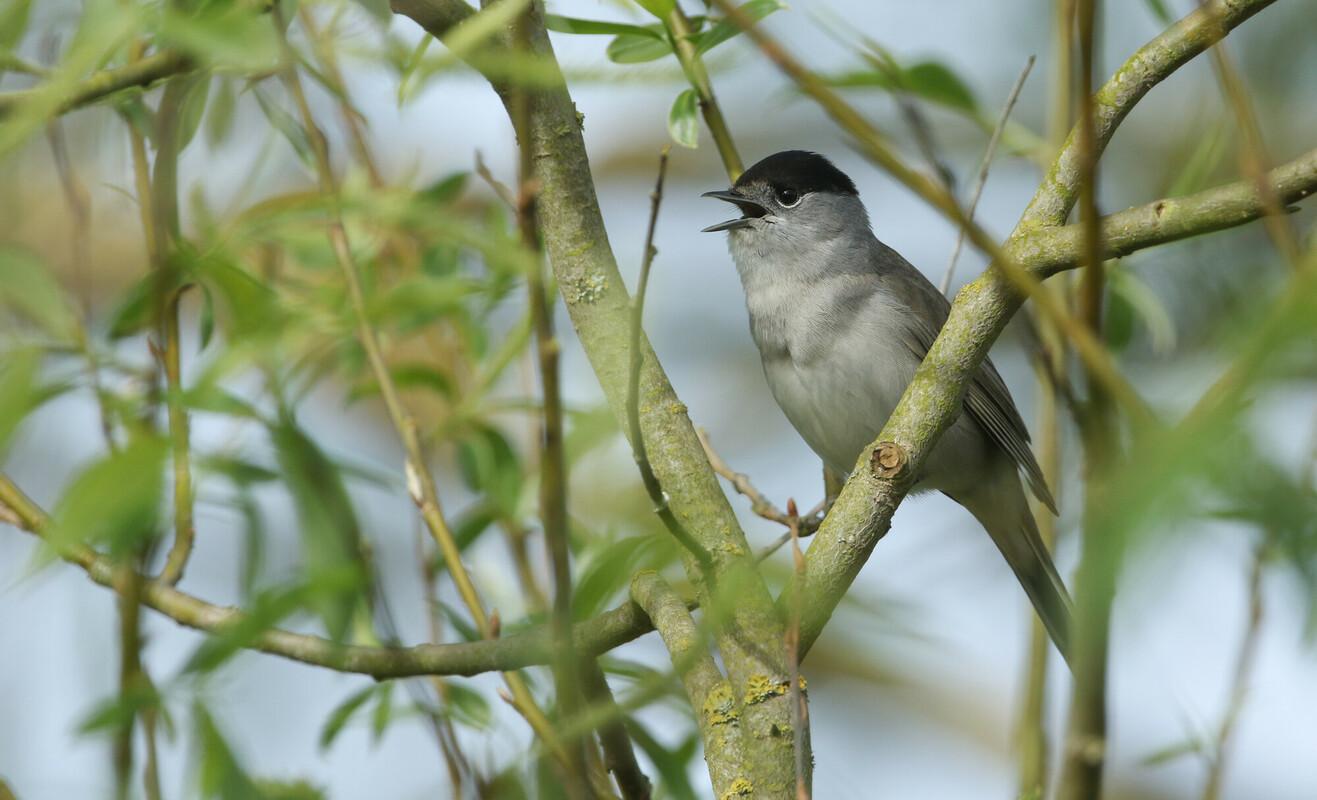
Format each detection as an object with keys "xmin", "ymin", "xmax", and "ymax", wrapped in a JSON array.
[{"xmin": 702, "ymin": 150, "xmax": 867, "ymax": 256}]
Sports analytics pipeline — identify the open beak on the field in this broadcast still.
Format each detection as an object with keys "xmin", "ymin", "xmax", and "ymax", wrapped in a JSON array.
[{"xmin": 701, "ymin": 189, "xmax": 768, "ymax": 232}]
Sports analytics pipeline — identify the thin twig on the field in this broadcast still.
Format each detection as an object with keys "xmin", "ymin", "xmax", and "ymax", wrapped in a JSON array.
[
  {"xmin": 1202, "ymin": 543, "xmax": 1266, "ymax": 800},
  {"xmin": 697, "ymin": 428, "xmax": 828, "ymax": 542},
  {"xmin": 474, "ymin": 150, "xmax": 517, "ymax": 209},
  {"xmin": 940, "ymin": 55, "xmax": 1035, "ymax": 295},
  {"xmin": 627, "ymin": 148, "xmax": 715, "ymax": 573},
  {"xmin": 582, "ymin": 663, "xmax": 654, "ymax": 800}
]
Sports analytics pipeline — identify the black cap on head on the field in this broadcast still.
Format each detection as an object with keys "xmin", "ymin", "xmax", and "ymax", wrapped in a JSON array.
[{"xmin": 733, "ymin": 150, "xmax": 858, "ymax": 198}]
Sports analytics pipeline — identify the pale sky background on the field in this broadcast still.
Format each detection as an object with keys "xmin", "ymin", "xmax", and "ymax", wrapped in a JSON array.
[{"xmin": 1, "ymin": 0, "xmax": 1315, "ymax": 797}]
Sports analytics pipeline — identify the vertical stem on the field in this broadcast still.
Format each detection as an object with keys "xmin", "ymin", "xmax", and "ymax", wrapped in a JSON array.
[
  {"xmin": 152, "ymin": 77, "xmax": 195, "ymax": 587},
  {"xmin": 1202, "ymin": 544, "xmax": 1266, "ymax": 800},
  {"xmin": 112, "ymin": 561, "xmax": 145, "ymax": 800},
  {"xmin": 785, "ymin": 507, "xmax": 810, "ymax": 799},
  {"xmin": 581, "ymin": 663, "xmax": 653, "ymax": 800},
  {"xmin": 1059, "ymin": 2, "xmax": 1118, "ymax": 799}
]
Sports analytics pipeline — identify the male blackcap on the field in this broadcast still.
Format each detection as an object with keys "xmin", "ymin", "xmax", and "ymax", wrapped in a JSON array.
[{"xmin": 705, "ymin": 150, "xmax": 1072, "ymax": 660}]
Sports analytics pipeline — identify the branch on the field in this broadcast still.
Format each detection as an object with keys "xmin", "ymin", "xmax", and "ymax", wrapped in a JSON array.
[
  {"xmin": 1017, "ymin": 147, "xmax": 1317, "ymax": 276},
  {"xmin": 0, "ymin": 50, "xmax": 192, "ymax": 118},
  {"xmin": 630, "ymin": 571, "xmax": 745, "ymax": 799},
  {"xmin": 787, "ymin": 0, "xmax": 1280, "ymax": 655},
  {"xmin": 0, "ymin": 470, "xmax": 658, "ymax": 678},
  {"xmin": 663, "ymin": 5, "xmax": 743, "ymax": 180}
]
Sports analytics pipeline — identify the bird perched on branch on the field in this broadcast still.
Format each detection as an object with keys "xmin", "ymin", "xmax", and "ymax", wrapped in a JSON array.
[{"xmin": 704, "ymin": 150, "xmax": 1072, "ymax": 662}]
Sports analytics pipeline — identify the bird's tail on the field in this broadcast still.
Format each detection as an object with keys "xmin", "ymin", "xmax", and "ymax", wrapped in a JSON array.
[{"xmin": 954, "ymin": 469, "xmax": 1073, "ymax": 666}]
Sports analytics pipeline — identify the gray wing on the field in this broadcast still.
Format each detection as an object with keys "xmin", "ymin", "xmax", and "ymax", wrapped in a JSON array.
[{"xmin": 874, "ymin": 244, "xmax": 1058, "ymax": 514}]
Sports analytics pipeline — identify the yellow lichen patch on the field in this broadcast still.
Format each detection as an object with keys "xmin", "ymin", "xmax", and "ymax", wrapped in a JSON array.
[
  {"xmin": 720, "ymin": 777, "xmax": 753, "ymax": 798},
  {"xmin": 743, "ymin": 674, "xmax": 789, "ymax": 705},
  {"xmin": 797, "ymin": 675, "xmax": 807, "ymax": 692},
  {"xmin": 703, "ymin": 684, "xmax": 738, "ymax": 726}
]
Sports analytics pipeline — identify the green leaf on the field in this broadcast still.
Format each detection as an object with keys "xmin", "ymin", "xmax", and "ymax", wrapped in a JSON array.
[
  {"xmin": 158, "ymin": 5, "xmax": 279, "ymax": 71},
  {"xmin": 47, "ymin": 435, "xmax": 168, "ymax": 556},
  {"xmin": 106, "ymin": 269, "xmax": 189, "ymax": 340},
  {"xmin": 574, "ymin": 535, "xmax": 662, "ymax": 619},
  {"xmin": 0, "ymin": 0, "xmax": 33, "ymax": 51},
  {"xmin": 456, "ymin": 423, "xmax": 523, "ymax": 517},
  {"xmin": 821, "ymin": 58, "xmax": 979, "ymax": 114},
  {"xmin": 181, "ymin": 585, "xmax": 306, "ymax": 674},
  {"xmin": 1108, "ymin": 265, "xmax": 1176, "ymax": 354},
  {"xmin": 269, "ymin": 414, "xmax": 368, "ymax": 641},
  {"xmin": 667, "ymin": 88, "xmax": 699, "ymax": 149},
  {"xmin": 545, "ymin": 15, "xmax": 663, "ymax": 38},
  {"xmin": 206, "ymin": 77, "xmax": 237, "ymax": 148},
  {"xmin": 419, "ymin": 171, "xmax": 469, "ymax": 204},
  {"xmin": 624, "ymin": 720, "xmax": 699, "ymax": 800},
  {"xmin": 633, "ymin": 0, "xmax": 676, "ymax": 17},
  {"xmin": 318, "ymin": 686, "xmax": 375, "ymax": 751},
  {"xmin": 197, "ymin": 454, "xmax": 279, "ymax": 486},
  {"xmin": 694, "ymin": 0, "xmax": 785, "ymax": 54},
  {"xmin": 442, "ymin": 681, "xmax": 492, "ymax": 729},
  {"xmin": 194, "ymin": 704, "xmax": 265, "ymax": 800},
  {"xmin": 177, "ymin": 76, "xmax": 212, "ymax": 153},
  {"xmin": 0, "ymin": 245, "xmax": 78, "ymax": 341},
  {"xmin": 606, "ymin": 30, "xmax": 672, "ymax": 64},
  {"xmin": 899, "ymin": 61, "xmax": 978, "ymax": 112},
  {"xmin": 251, "ymin": 85, "xmax": 315, "ymax": 169},
  {"xmin": 0, "ymin": 348, "xmax": 67, "ymax": 455},
  {"xmin": 370, "ymin": 681, "xmax": 394, "ymax": 743}
]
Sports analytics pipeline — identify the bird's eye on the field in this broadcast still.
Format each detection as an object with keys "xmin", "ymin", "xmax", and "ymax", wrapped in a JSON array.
[{"xmin": 776, "ymin": 187, "xmax": 801, "ymax": 207}]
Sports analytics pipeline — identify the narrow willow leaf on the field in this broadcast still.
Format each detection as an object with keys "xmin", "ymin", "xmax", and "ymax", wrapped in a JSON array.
[
  {"xmin": 252, "ymin": 85, "xmax": 315, "ymax": 169},
  {"xmin": 667, "ymin": 88, "xmax": 699, "ymax": 148},
  {"xmin": 318, "ymin": 686, "xmax": 375, "ymax": 751},
  {"xmin": 0, "ymin": 245, "xmax": 78, "ymax": 341},
  {"xmin": 205, "ymin": 77, "xmax": 237, "ymax": 148},
  {"xmin": 899, "ymin": 61, "xmax": 978, "ymax": 112},
  {"xmin": 194, "ymin": 704, "xmax": 265, "ymax": 800},
  {"xmin": 158, "ymin": 5, "xmax": 279, "ymax": 71},
  {"xmin": 633, "ymin": 0, "xmax": 676, "ymax": 17},
  {"xmin": 442, "ymin": 681, "xmax": 492, "ymax": 729},
  {"xmin": 47, "ymin": 435, "xmax": 168, "ymax": 557},
  {"xmin": 182, "ymin": 586, "xmax": 305, "ymax": 675},
  {"xmin": 0, "ymin": 0, "xmax": 33, "ymax": 51},
  {"xmin": 177, "ymin": 75, "xmax": 212, "ymax": 153},
  {"xmin": 370, "ymin": 681, "xmax": 394, "ymax": 742},
  {"xmin": 607, "ymin": 30, "xmax": 672, "ymax": 64},
  {"xmin": 455, "ymin": 423, "xmax": 523, "ymax": 516},
  {"xmin": 269, "ymin": 414, "xmax": 368, "ymax": 641},
  {"xmin": 694, "ymin": 0, "xmax": 785, "ymax": 54},
  {"xmin": 544, "ymin": 14, "xmax": 663, "ymax": 38},
  {"xmin": 574, "ymin": 535, "xmax": 661, "ymax": 619},
  {"xmin": 0, "ymin": 348, "xmax": 62, "ymax": 454}
]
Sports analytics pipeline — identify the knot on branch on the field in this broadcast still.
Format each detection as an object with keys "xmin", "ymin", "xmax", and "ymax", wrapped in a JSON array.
[{"xmin": 869, "ymin": 441, "xmax": 908, "ymax": 479}]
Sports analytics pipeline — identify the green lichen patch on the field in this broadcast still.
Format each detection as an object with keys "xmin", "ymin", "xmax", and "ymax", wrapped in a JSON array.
[
  {"xmin": 703, "ymin": 684, "xmax": 738, "ymax": 726},
  {"xmin": 720, "ymin": 777, "xmax": 753, "ymax": 798},
  {"xmin": 562, "ymin": 271, "xmax": 607, "ymax": 304},
  {"xmin": 743, "ymin": 674, "xmax": 789, "ymax": 705}
]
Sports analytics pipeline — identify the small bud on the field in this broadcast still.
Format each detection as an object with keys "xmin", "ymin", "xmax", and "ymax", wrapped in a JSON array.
[
  {"xmin": 786, "ymin": 498, "xmax": 798, "ymax": 518},
  {"xmin": 488, "ymin": 609, "xmax": 501, "ymax": 639},
  {"xmin": 405, "ymin": 459, "xmax": 423, "ymax": 505}
]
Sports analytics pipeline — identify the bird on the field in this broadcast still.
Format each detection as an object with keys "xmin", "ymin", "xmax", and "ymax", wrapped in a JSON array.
[{"xmin": 703, "ymin": 150, "xmax": 1072, "ymax": 661}]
